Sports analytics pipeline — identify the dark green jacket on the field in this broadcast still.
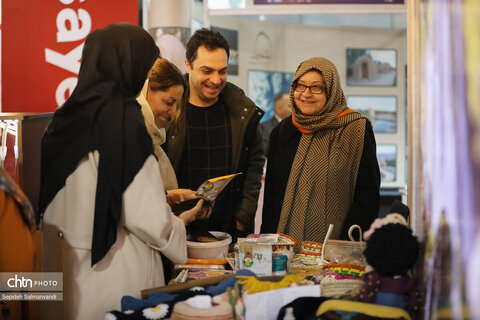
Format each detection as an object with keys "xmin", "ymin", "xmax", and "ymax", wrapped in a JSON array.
[{"xmin": 165, "ymin": 81, "xmax": 265, "ymax": 234}]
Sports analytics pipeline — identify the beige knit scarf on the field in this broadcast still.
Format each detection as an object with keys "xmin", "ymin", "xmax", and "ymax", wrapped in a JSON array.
[
  {"xmin": 277, "ymin": 57, "xmax": 366, "ymax": 244},
  {"xmin": 137, "ymin": 80, "xmax": 179, "ymax": 191}
]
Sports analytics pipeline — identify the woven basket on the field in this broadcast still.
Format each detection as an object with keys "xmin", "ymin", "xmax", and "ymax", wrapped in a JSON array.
[
  {"xmin": 300, "ymin": 241, "xmax": 323, "ymax": 255},
  {"xmin": 320, "ymin": 273, "xmax": 364, "ymax": 298},
  {"xmin": 320, "ymin": 224, "xmax": 366, "ymax": 267}
]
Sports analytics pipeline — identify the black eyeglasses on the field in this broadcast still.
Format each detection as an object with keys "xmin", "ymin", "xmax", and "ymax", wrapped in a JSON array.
[{"xmin": 295, "ymin": 83, "xmax": 326, "ymax": 94}]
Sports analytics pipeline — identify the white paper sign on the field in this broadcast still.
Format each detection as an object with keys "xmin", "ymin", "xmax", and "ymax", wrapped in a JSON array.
[{"xmin": 243, "ymin": 285, "xmax": 321, "ymax": 320}]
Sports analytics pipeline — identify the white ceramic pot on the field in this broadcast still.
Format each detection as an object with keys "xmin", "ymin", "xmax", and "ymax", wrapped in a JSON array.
[{"xmin": 186, "ymin": 231, "xmax": 232, "ymax": 259}]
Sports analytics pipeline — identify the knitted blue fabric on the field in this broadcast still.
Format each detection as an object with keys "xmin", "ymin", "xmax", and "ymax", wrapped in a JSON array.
[
  {"xmin": 116, "ymin": 288, "xmax": 207, "ymax": 319},
  {"xmin": 120, "ymin": 269, "xmax": 256, "ymax": 312},
  {"xmin": 121, "ymin": 290, "xmax": 178, "ymax": 312},
  {"xmin": 206, "ymin": 268, "xmax": 255, "ymax": 296}
]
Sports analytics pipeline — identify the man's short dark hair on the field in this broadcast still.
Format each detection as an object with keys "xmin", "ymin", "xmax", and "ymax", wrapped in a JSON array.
[
  {"xmin": 186, "ymin": 28, "xmax": 230, "ymax": 65},
  {"xmin": 274, "ymin": 92, "xmax": 288, "ymax": 106}
]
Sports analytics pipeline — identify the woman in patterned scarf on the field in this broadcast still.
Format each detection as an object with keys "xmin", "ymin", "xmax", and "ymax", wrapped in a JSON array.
[{"xmin": 261, "ymin": 57, "xmax": 380, "ymax": 245}]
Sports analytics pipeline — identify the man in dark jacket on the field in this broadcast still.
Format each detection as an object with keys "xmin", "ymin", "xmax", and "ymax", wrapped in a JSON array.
[
  {"xmin": 165, "ymin": 29, "xmax": 265, "ymax": 240},
  {"xmin": 261, "ymin": 92, "xmax": 291, "ymax": 154}
]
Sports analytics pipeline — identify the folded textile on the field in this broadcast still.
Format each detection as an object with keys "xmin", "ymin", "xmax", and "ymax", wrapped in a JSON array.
[
  {"xmin": 110, "ymin": 287, "xmax": 210, "ymax": 320},
  {"xmin": 121, "ymin": 290, "xmax": 178, "ymax": 312},
  {"xmin": 206, "ymin": 269, "xmax": 256, "ymax": 296},
  {"xmin": 116, "ymin": 269, "xmax": 256, "ymax": 316},
  {"xmin": 170, "ymin": 299, "xmax": 234, "ymax": 320}
]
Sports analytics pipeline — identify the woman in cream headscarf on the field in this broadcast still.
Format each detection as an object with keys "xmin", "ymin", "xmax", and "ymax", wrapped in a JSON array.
[
  {"xmin": 137, "ymin": 57, "xmax": 196, "ymax": 203},
  {"xmin": 261, "ymin": 57, "xmax": 380, "ymax": 245}
]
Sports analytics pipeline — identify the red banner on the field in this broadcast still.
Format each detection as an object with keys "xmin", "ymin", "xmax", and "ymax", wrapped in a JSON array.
[{"xmin": 2, "ymin": 0, "xmax": 137, "ymax": 113}]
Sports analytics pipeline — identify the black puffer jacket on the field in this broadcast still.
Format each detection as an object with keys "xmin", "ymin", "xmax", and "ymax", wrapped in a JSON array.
[{"xmin": 165, "ymin": 81, "xmax": 265, "ymax": 235}]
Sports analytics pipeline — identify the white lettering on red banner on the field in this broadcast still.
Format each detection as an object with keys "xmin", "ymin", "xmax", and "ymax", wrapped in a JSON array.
[
  {"xmin": 2, "ymin": 0, "xmax": 137, "ymax": 112},
  {"xmin": 46, "ymin": 1, "xmax": 91, "ymax": 107}
]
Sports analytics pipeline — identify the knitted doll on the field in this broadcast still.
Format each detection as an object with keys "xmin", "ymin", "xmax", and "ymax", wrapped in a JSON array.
[{"xmin": 356, "ymin": 203, "xmax": 421, "ymax": 312}]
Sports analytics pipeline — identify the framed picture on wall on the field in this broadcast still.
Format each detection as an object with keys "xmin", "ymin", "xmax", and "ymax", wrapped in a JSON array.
[
  {"xmin": 347, "ymin": 95, "xmax": 397, "ymax": 133},
  {"xmin": 377, "ymin": 144, "xmax": 397, "ymax": 184},
  {"xmin": 248, "ymin": 70, "xmax": 294, "ymax": 122},
  {"xmin": 212, "ymin": 26, "xmax": 239, "ymax": 75},
  {"xmin": 346, "ymin": 48, "xmax": 397, "ymax": 87}
]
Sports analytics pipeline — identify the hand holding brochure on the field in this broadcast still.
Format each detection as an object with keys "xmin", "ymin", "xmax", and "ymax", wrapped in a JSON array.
[{"xmin": 170, "ymin": 173, "xmax": 242, "ymax": 215}]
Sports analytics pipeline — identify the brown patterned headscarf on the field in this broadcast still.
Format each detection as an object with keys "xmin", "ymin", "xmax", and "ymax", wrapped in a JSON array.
[{"xmin": 277, "ymin": 57, "xmax": 367, "ymax": 244}]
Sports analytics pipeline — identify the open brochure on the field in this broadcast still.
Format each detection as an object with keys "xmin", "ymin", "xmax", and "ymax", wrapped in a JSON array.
[{"xmin": 170, "ymin": 172, "xmax": 242, "ymax": 215}]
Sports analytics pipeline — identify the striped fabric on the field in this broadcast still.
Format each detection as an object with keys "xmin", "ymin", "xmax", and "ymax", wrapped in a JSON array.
[{"xmin": 277, "ymin": 57, "xmax": 366, "ymax": 244}]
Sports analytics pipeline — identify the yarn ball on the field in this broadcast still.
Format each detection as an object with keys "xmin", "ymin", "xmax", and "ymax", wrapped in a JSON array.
[{"xmin": 364, "ymin": 223, "xmax": 419, "ymax": 277}]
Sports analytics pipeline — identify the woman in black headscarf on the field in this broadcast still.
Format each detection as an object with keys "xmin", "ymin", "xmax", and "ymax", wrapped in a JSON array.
[{"xmin": 39, "ymin": 23, "xmax": 206, "ymax": 319}]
